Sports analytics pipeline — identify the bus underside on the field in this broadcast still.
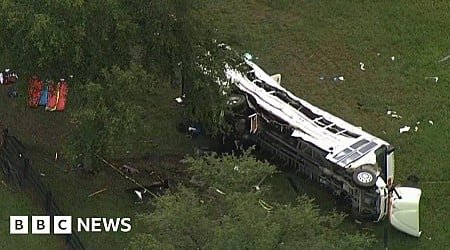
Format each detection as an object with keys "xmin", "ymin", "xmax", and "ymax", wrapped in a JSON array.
[{"xmin": 231, "ymin": 94, "xmax": 387, "ymax": 221}]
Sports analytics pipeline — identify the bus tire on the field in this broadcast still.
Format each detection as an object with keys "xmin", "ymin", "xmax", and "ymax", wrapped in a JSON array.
[{"xmin": 352, "ymin": 169, "xmax": 377, "ymax": 188}]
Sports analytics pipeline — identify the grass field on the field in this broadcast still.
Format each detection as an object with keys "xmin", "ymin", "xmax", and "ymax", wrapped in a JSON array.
[
  {"xmin": 0, "ymin": 188, "xmax": 63, "ymax": 249},
  {"xmin": 1, "ymin": 1, "xmax": 450, "ymax": 249}
]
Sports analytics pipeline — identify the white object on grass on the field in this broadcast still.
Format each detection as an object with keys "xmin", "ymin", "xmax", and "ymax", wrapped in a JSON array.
[
  {"xmin": 215, "ymin": 188, "xmax": 226, "ymax": 195},
  {"xmin": 134, "ymin": 190, "xmax": 143, "ymax": 201},
  {"xmin": 391, "ymin": 56, "xmax": 395, "ymax": 61},
  {"xmin": 175, "ymin": 97, "xmax": 183, "ymax": 103},
  {"xmin": 360, "ymin": 62, "xmax": 366, "ymax": 71},
  {"xmin": 399, "ymin": 126, "xmax": 411, "ymax": 133},
  {"xmin": 425, "ymin": 76, "xmax": 438, "ymax": 83},
  {"xmin": 428, "ymin": 120, "xmax": 434, "ymax": 125}
]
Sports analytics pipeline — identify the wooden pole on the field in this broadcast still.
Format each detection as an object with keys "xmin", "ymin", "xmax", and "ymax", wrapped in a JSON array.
[
  {"xmin": 88, "ymin": 187, "xmax": 108, "ymax": 198},
  {"xmin": 94, "ymin": 153, "xmax": 158, "ymax": 198}
]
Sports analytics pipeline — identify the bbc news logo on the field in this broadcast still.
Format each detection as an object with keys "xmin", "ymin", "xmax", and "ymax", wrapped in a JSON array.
[{"xmin": 10, "ymin": 216, "xmax": 131, "ymax": 234}]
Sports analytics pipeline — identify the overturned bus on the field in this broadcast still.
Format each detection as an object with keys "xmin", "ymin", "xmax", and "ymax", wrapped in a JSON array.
[{"xmin": 223, "ymin": 58, "xmax": 422, "ymax": 237}]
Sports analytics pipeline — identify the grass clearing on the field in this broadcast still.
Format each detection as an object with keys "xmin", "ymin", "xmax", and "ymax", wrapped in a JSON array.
[{"xmin": 0, "ymin": 188, "xmax": 63, "ymax": 249}]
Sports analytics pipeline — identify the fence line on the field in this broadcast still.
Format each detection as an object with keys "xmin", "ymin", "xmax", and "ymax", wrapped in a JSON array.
[{"xmin": 1, "ymin": 129, "xmax": 85, "ymax": 250}]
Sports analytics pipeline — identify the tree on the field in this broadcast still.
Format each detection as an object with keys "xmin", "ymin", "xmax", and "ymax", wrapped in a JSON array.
[
  {"xmin": 64, "ymin": 63, "xmax": 154, "ymax": 170},
  {"xmin": 132, "ymin": 0, "xmax": 243, "ymax": 135},
  {"xmin": 129, "ymin": 152, "xmax": 376, "ymax": 250}
]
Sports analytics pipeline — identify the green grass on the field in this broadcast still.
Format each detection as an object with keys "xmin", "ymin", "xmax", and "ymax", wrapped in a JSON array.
[
  {"xmin": 0, "ymin": 188, "xmax": 63, "ymax": 249},
  {"xmin": 0, "ymin": 81, "xmax": 194, "ymax": 250},
  {"xmin": 199, "ymin": 0, "xmax": 450, "ymax": 249}
]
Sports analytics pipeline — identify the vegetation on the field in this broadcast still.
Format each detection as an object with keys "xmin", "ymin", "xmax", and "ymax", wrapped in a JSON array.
[
  {"xmin": 129, "ymin": 152, "xmax": 375, "ymax": 250},
  {"xmin": 0, "ymin": 188, "xmax": 63, "ymax": 249},
  {"xmin": 0, "ymin": 0, "xmax": 449, "ymax": 250}
]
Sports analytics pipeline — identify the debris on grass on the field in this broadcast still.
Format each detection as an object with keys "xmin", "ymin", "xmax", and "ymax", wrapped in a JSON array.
[
  {"xmin": 386, "ymin": 110, "xmax": 402, "ymax": 119},
  {"xmin": 391, "ymin": 56, "xmax": 395, "ymax": 61},
  {"xmin": 428, "ymin": 120, "xmax": 434, "ymax": 125},
  {"xmin": 40, "ymin": 172, "xmax": 46, "ymax": 177},
  {"xmin": 121, "ymin": 164, "xmax": 140, "ymax": 175},
  {"xmin": 438, "ymin": 54, "xmax": 450, "ymax": 63},
  {"xmin": 259, "ymin": 199, "xmax": 273, "ymax": 212},
  {"xmin": 88, "ymin": 187, "xmax": 108, "ymax": 198},
  {"xmin": 359, "ymin": 62, "xmax": 366, "ymax": 71},
  {"xmin": 175, "ymin": 97, "xmax": 183, "ymax": 103},
  {"xmin": 332, "ymin": 75, "xmax": 345, "ymax": 82},
  {"xmin": 215, "ymin": 188, "xmax": 226, "ymax": 195},
  {"xmin": 399, "ymin": 125, "xmax": 411, "ymax": 133},
  {"xmin": 1, "ymin": 180, "xmax": 7, "ymax": 188},
  {"xmin": 425, "ymin": 76, "xmax": 438, "ymax": 83}
]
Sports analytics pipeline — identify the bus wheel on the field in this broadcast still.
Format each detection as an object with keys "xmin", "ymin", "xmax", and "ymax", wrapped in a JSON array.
[{"xmin": 352, "ymin": 169, "xmax": 377, "ymax": 188}]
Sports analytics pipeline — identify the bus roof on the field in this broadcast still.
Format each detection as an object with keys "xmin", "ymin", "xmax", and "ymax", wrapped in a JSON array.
[{"xmin": 227, "ymin": 60, "xmax": 389, "ymax": 167}]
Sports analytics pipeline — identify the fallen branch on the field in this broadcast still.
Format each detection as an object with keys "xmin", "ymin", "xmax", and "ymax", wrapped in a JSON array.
[
  {"xmin": 95, "ymin": 153, "xmax": 158, "ymax": 198},
  {"xmin": 88, "ymin": 187, "xmax": 108, "ymax": 198},
  {"xmin": 438, "ymin": 54, "xmax": 450, "ymax": 63}
]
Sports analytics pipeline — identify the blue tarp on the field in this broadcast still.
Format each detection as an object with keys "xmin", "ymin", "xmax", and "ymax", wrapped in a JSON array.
[{"xmin": 39, "ymin": 85, "xmax": 49, "ymax": 106}]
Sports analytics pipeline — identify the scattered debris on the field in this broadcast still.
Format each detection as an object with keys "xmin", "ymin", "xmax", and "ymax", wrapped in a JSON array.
[
  {"xmin": 386, "ymin": 110, "xmax": 402, "ymax": 119},
  {"xmin": 391, "ymin": 56, "xmax": 395, "ymax": 61},
  {"xmin": 88, "ymin": 187, "xmax": 108, "ymax": 198},
  {"xmin": 438, "ymin": 54, "xmax": 450, "ymax": 63},
  {"xmin": 428, "ymin": 120, "xmax": 434, "ymax": 125},
  {"xmin": 215, "ymin": 188, "xmax": 226, "ymax": 195},
  {"xmin": 121, "ymin": 164, "xmax": 140, "ymax": 175},
  {"xmin": 7, "ymin": 88, "xmax": 18, "ymax": 98},
  {"xmin": 233, "ymin": 165, "xmax": 240, "ymax": 172},
  {"xmin": 377, "ymin": 52, "xmax": 381, "ymax": 56},
  {"xmin": 54, "ymin": 152, "xmax": 58, "ymax": 162},
  {"xmin": 414, "ymin": 126, "xmax": 419, "ymax": 132},
  {"xmin": 1, "ymin": 180, "xmax": 7, "ymax": 188},
  {"xmin": 175, "ymin": 97, "xmax": 183, "ymax": 103},
  {"xmin": 359, "ymin": 62, "xmax": 366, "ymax": 71},
  {"xmin": 95, "ymin": 153, "xmax": 158, "ymax": 198},
  {"xmin": 425, "ymin": 76, "xmax": 438, "ymax": 83},
  {"xmin": 259, "ymin": 199, "xmax": 273, "ymax": 212},
  {"xmin": 399, "ymin": 126, "xmax": 411, "ymax": 134},
  {"xmin": 319, "ymin": 76, "xmax": 325, "ymax": 81},
  {"xmin": 40, "ymin": 173, "xmax": 46, "ymax": 177},
  {"xmin": 332, "ymin": 75, "xmax": 345, "ymax": 82}
]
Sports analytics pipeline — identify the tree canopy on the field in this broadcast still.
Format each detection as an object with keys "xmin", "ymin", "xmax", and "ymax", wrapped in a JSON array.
[
  {"xmin": 1, "ymin": 0, "xmax": 242, "ymax": 165},
  {"xmin": 129, "ymin": 152, "xmax": 376, "ymax": 250}
]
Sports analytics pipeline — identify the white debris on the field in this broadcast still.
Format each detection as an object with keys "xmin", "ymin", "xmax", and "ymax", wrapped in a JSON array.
[
  {"xmin": 55, "ymin": 152, "xmax": 58, "ymax": 162},
  {"xmin": 134, "ymin": 190, "xmax": 143, "ymax": 201},
  {"xmin": 428, "ymin": 120, "xmax": 434, "ymax": 125},
  {"xmin": 391, "ymin": 56, "xmax": 395, "ymax": 61},
  {"xmin": 359, "ymin": 62, "xmax": 366, "ymax": 71},
  {"xmin": 399, "ymin": 126, "xmax": 411, "ymax": 133},
  {"xmin": 215, "ymin": 188, "xmax": 226, "ymax": 195},
  {"xmin": 377, "ymin": 52, "xmax": 381, "ymax": 56},
  {"xmin": 416, "ymin": 121, "xmax": 420, "ymax": 125},
  {"xmin": 425, "ymin": 76, "xmax": 438, "ymax": 83},
  {"xmin": 414, "ymin": 126, "xmax": 419, "ymax": 132},
  {"xmin": 175, "ymin": 97, "xmax": 183, "ymax": 103},
  {"xmin": 233, "ymin": 165, "xmax": 240, "ymax": 172},
  {"xmin": 386, "ymin": 110, "xmax": 402, "ymax": 119},
  {"xmin": 438, "ymin": 54, "xmax": 450, "ymax": 63},
  {"xmin": 333, "ymin": 75, "xmax": 345, "ymax": 82}
]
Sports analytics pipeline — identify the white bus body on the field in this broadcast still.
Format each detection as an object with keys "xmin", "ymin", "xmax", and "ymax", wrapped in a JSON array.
[{"xmin": 224, "ymin": 59, "xmax": 421, "ymax": 237}]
